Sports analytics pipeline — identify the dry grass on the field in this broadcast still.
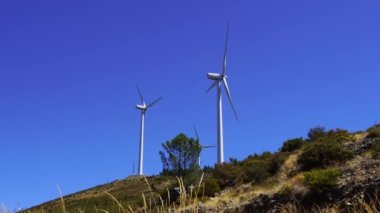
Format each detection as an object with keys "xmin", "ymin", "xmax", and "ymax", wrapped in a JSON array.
[
  {"xmin": 18, "ymin": 175, "xmax": 205, "ymax": 213},
  {"xmin": 281, "ymin": 152, "xmax": 300, "ymax": 175},
  {"xmin": 199, "ymin": 184, "xmax": 253, "ymax": 210},
  {"xmin": 108, "ymin": 174, "xmax": 204, "ymax": 213},
  {"xmin": 352, "ymin": 132, "xmax": 368, "ymax": 142},
  {"xmin": 20, "ymin": 176, "xmax": 179, "ymax": 213}
]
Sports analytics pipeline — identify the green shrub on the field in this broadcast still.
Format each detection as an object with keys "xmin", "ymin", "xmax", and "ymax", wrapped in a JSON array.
[
  {"xmin": 201, "ymin": 177, "xmax": 221, "ymax": 197},
  {"xmin": 307, "ymin": 126, "xmax": 326, "ymax": 141},
  {"xmin": 242, "ymin": 152, "xmax": 286, "ymax": 183},
  {"xmin": 183, "ymin": 167, "xmax": 202, "ymax": 186},
  {"xmin": 267, "ymin": 153, "xmax": 287, "ymax": 174},
  {"xmin": 303, "ymin": 168, "xmax": 341, "ymax": 193},
  {"xmin": 298, "ymin": 141, "xmax": 353, "ymax": 171},
  {"xmin": 326, "ymin": 128, "xmax": 353, "ymax": 143},
  {"xmin": 308, "ymin": 127, "xmax": 353, "ymax": 143},
  {"xmin": 245, "ymin": 160, "xmax": 269, "ymax": 183},
  {"xmin": 213, "ymin": 163, "xmax": 245, "ymax": 187},
  {"xmin": 281, "ymin": 138, "xmax": 304, "ymax": 152},
  {"xmin": 367, "ymin": 124, "xmax": 380, "ymax": 139},
  {"xmin": 243, "ymin": 154, "xmax": 266, "ymax": 183}
]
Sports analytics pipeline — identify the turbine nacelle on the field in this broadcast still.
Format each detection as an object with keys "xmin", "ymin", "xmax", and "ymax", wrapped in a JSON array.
[
  {"xmin": 136, "ymin": 86, "xmax": 163, "ymax": 112},
  {"xmin": 136, "ymin": 104, "xmax": 147, "ymax": 111},
  {"xmin": 207, "ymin": 73, "xmax": 223, "ymax": 80}
]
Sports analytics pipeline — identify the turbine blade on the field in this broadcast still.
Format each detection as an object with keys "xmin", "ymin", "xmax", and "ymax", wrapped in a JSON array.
[
  {"xmin": 193, "ymin": 126, "xmax": 200, "ymax": 141},
  {"xmin": 137, "ymin": 86, "xmax": 144, "ymax": 104},
  {"xmin": 222, "ymin": 22, "xmax": 229, "ymax": 76},
  {"xmin": 147, "ymin": 96, "xmax": 163, "ymax": 108},
  {"xmin": 202, "ymin": 145, "xmax": 216, "ymax": 148},
  {"xmin": 222, "ymin": 77, "xmax": 238, "ymax": 120},
  {"xmin": 206, "ymin": 81, "xmax": 219, "ymax": 93}
]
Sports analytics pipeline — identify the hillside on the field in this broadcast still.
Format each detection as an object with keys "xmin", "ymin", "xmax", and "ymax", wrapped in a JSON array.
[
  {"xmin": 20, "ymin": 176, "xmax": 176, "ymax": 213},
  {"xmin": 20, "ymin": 125, "xmax": 380, "ymax": 213}
]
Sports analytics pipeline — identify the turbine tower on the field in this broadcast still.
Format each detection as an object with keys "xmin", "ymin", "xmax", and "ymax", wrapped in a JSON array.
[
  {"xmin": 194, "ymin": 126, "xmax": 216, "ymax": 167},
  {"xmin": 206, "ymin": 23, "xmax": 238, "ymax": 164},
  {"xmin": 136, "ymin": 87, "xmax": 162, "ymax": 175}
]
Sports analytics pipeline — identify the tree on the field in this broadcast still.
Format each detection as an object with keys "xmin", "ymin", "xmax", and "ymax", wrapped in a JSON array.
[{"xmin": 159, "ymin": 133, "xmax": 201, "ymax": 176}]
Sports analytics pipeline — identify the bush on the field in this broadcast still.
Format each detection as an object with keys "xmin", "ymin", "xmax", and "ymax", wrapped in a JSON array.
[
  {"xmin": 245, "ymin": 160, "xmax": 269, "ymax": 183},
  {"xmin": 326, "ymin": 128, "xmax": 353, "ymax": 143},
  {"xmin": 183, "ymin": 167, "xmax": 202, "ymax": 186},
  {"xmin": 213, "ymin": 162, "xmax": 245, "ymax": 187},
  {"xmin": 303, "ymin": 168, "xmax": 341, "ymax": 193},
  {"xmin": 201, "ymin": 177, "xmax": 221, "ymax": 197},
  {"xmin": 242, "ymin": 152, "xmax": 286, "ymax": 183},
  {"xmin": 267, "ymin": 153, "xmax": 287, "ymax": 174},
  {"xmin": 308, "ymin": 127, "xmax": 353, "ymax": 143},
  {"xmin": 307, "ymin": 126, "xmax": 326, "ymax": 141},
  {"xmin": 298, "ymin": 141, "xmax": 353, "ymax": 171},
  {"xmin": 367, "ymin": 124, "xmax": 380, "ymax": 139},
  {"xmin": 281, "ymin": 138, "xmax": 304, "ymax": 152}
]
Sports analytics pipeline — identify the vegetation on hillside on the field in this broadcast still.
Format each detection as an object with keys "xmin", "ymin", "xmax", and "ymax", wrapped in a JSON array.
[
  {"xmin": 280, "ymin": 137, "xmax": 304, "ymax": 152},
  {"xmin": 18, "ymin": 124, "xmax": 380, "ymax": 213},
  {"xmin": 298, "ymin": 140, "xmax": 353, "ymax": 171},
  {"xmin": 367, "ymin": 124, "xmax": 380, "ymax": 139},
  {"xmin": 302, "ymin": 168, "xmax": 341, "ymax": 193}
]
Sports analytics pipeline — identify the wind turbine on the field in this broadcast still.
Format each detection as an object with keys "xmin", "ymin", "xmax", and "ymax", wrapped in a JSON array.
[
  {"xmin": 206, "ymin": 23, "xmax": 238, "ymax": 164},
  {"xmin": 136, "ymin": 86, "xmax": 162, "ymax": 175},
  {"xmin": 194, "ymin": 126, "xmax": 216, "ymax": 167}
]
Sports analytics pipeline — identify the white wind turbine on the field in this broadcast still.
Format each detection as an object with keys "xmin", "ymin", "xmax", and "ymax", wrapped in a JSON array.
[
  {"xmin": 136, "ymin": 87, "xmax": 162, "ymax": 175},
  {"xmin": 206, "ymin": 23, "xmax": 238, "ymax": 164},
  {"xmin": 194, "ymin": 126, "xmax": 216, "ymax": 167}
]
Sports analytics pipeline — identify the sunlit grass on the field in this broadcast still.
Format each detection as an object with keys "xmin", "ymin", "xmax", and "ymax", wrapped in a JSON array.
[{"xmin": 19, "ymin": 174, "xmax": 204, "ymax": 213}]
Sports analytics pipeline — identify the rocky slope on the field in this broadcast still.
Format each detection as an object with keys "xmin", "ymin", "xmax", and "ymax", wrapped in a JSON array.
[{"xmin": 199, "ymin": 137, "xmax": 380, "ymax": 212}]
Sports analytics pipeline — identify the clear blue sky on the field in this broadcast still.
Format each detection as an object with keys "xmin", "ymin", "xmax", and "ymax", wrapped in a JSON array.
[{"xmin": 1, "ymin": 0, "xmax": 379, "ymax": 210}]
